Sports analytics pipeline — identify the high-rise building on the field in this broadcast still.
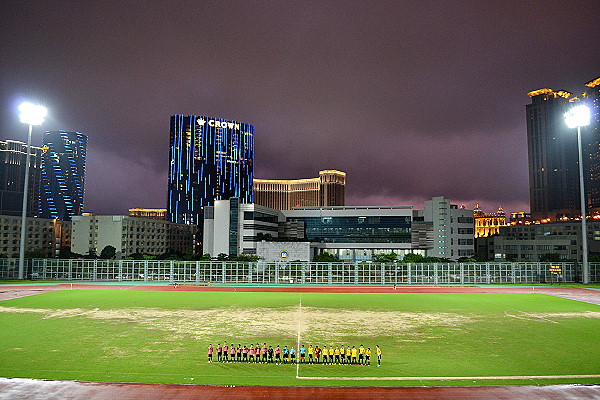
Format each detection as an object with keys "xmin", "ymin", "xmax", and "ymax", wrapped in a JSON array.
[
  {"xmin": 254, "ymin": 170, "xmax": 346, "ymax": 210},
  {"xmin": 168, "ymin": 115, "xmax": 254, "ymax": 226},
  {"xmin": 526, "ymin": 88, "xmax": 578, "ymax": 220},
  {"xmin": 0, "ymin": 140, "xmax": 42, "ymax": 216},
  {"xmin": 39, "ymin": 131, "xmax": 87, "ymax": 221},
  {"xmin": 526, "ymin": 76, "xmax": 600, "ymax": 220},
  {"xmin": 583, "ymin": 77, "xmax": 600, "ymax": 209}
]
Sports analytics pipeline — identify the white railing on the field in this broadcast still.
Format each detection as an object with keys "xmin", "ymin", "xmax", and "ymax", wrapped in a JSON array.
[{"xmin": 0, "ymin": 259, "xmax": 597, "ymax": 284}]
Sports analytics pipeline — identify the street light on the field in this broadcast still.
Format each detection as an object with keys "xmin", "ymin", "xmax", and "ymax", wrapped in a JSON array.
[
  {"xmin": 565, "ymin": 104, "xmax": 591, "ymax": 284},
  {"xmin": 18, "ymin": 102, "xmax": 47, "ymax": 280}
]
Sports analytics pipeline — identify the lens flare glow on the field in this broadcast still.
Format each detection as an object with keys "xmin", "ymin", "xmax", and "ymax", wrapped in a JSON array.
[{"xmin": 18, "ymin": 102, "xmax": 47, "ymax": 126}]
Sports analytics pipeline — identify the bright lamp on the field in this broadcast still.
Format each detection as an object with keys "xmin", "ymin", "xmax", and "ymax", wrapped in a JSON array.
[
  {"xmin": 18, "ymin": 102, "xmax": 47, "ymax": 126},
  {"xmin": 565, "ymin": 104, "xmax": 591, "ymax": 129}
]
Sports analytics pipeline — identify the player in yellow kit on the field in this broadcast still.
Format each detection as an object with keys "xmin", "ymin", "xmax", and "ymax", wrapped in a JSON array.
[
  {"xmin": 346, "ymin": 345, "xmax": 351, "ymax": 364},
  {"xmin": 358, "ymin": 344, "xmax": 365, "ymax": 365},
  {"xmin": 334, "ymin": 346, "xmax": 340, "ymax": 364},
  {"xmin": 322, "ymin": 346, "xmax": 329, "ymax": 364},
  {"xmin": 351, "ymin": 346, "xmax": 358, "ymax": 364},
  {"xmin": 307, "ymin": 345, "xmax": 314, "ymax": 364},
  {"xmin": 339, "ymin": 345, "xmax": 346, "ymax": 364},
  {"xmin": 365, "ymin": 347, "xmax": 371, "ymax": 366},
  {"xmin": 376, "ymin": 345, "xmax": 382, "ymax": 367}
]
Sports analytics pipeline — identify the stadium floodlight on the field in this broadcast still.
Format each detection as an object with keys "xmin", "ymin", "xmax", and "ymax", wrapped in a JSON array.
[
  {"xmin": 19, "ymin": 102, "xmax": 47, "ymax": 126},
  {"xmin": 18, "ymin": 102, "xmax": 47, "ymax": 280},
  {"xmin": 565, "ymin": 104, "xmax": 591, "ymax": 284}
]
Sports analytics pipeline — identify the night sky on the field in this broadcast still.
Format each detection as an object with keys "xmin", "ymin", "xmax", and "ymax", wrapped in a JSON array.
[{"xmin": 1, "ymin": 1, "xmax": 599, "ymax": 216}]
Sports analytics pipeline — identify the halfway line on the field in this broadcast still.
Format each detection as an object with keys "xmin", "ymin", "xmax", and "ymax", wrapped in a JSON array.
[{"xmin": 296, "ymin": 293, "xmax": 302, "ymax": 378}]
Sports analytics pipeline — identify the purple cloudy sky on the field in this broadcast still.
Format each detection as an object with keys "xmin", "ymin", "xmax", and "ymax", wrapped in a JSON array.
[{"xmin": 1, "ymin": 1, "xmax": 599, "ymax": 215}]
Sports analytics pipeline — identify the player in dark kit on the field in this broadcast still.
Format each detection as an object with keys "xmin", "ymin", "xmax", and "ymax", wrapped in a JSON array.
[
  {"xmin": 268, "ymin": 346, "xmax": 274, "ymax": 363},
  {"xmin": 216, "ymin": 343, "xmax": 222, "ymax": 362}
]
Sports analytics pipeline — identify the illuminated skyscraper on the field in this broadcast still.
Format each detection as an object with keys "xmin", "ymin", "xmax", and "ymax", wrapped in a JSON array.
[
  {"xmin": 583, "ymin": 77, "xmax": 600, "ymax": 209},
  {"xmin": 527, "ymin": 88, "xmax": 580, "ymax": 219},
  {"xmin": 168, "ymin": 115, "xmax": 254, "ymax": 225},
  {"xmin": 39, "ymin": 131, "xmax": 87, "ymax": 221},
  {"xmin": 526, "ymin": 77, "xmax": 600, "ymax": 220}
]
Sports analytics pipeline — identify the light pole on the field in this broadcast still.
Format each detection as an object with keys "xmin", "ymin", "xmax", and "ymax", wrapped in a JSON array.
[
  {"xmin": 18, "ymin": 102, "xmax": 47, "ymax": 280},
  {"xmin": 565, "ymin": 104, "xmax": 591, "ymax": 284}
]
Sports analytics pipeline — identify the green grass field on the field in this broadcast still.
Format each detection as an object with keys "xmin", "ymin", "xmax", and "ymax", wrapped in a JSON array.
[{"xmin": 1, "ymin": 290, "xmax": 599, "ymax": 386}]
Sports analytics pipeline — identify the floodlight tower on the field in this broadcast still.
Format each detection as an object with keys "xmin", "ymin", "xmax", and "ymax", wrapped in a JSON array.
[
  {"xmin": 18, "ymin": 102, "xmax": 47, "ymax": 280},
  {"xmin": 565, "ymin": 104, "xmax": 591, "ymax": 284}
]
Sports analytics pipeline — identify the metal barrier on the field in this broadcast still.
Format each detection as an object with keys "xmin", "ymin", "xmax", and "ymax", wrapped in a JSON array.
[{"xmin": 0, "ymin": 259, "xmax": 598, "ymax": 284}]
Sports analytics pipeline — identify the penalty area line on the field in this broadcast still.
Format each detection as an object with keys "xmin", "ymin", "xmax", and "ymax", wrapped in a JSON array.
[{"xmin": 296, "ymin": 374, "xmax": 600, "ymax": 381}]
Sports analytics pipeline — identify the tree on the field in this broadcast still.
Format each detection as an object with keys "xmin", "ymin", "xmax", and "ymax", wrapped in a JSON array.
[
  {"xmin": 373, "ymin": 252, "xmax": 398, "ymax": 263},
  {"xmin": 24, "ymin": 248, "xmax": 47, "ymax": 259},
  {"xmin": 312, "ymin": 252, "xmax": 339, "ymax": 262},
  {"xmin": 540, "ymin": 253, "xmax": 562, "ymax": 262},
  {"xmin": 84, "ymin": 249, "xmax": 98, "ymax": 259},
  {"xmin": 216, "ymin": 253, "xmax": 229, "ymax": 261},
  {"xmin": 232, "ymin": 253, "xmax": 260, "ymax": 262},
  {"xmin": 100, "ymin": 245, "xmax": 116, "ymax": 260},
  {"xmin": 401, "ymin": 253, "xmax": 426, "ymax": 263}
]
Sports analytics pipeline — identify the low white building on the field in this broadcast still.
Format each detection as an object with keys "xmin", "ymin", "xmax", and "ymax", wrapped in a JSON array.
[
  {"xmin": 71, "ymin": 215, "xmax": 194, "ymax": 258},
  {"xmin": 203, "ymin": 198, "xmax": 282, "ymax": 257}
]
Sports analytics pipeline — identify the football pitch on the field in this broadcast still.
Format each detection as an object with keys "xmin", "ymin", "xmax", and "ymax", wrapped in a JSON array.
[{"xmin": 0, "ymin": 289, "xmax": 599, "ymax": 387}]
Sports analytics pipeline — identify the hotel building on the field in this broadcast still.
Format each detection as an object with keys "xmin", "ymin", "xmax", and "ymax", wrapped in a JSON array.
[
  {"xmin": 128, "ymin": 208, "xmax": 167, "ymax": 220},
  {"xmin": 168, "ymin": 115, "xmax": 254, "ymax": 226},
  {"xmin": 39, "ymin": 131, "xmax": 87, "ymax": 221},
  {"xmin": 254, "ymin": 170, "xmax": 345, "ymax": 210}
]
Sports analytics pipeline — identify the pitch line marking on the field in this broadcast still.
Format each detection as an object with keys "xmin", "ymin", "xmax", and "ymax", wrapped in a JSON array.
[
  {"xmin": 296, "ymin": 293, "xmax": 302, "ymax": 378},
  {"xmin": 296, "ymin": 374, "xmax": 600, "ymax": 381}
]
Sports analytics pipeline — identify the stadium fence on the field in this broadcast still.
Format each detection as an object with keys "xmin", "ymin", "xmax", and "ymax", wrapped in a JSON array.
[{"xmin": 0, "ymin": 259, "xmax": 598, "ymax": 284}]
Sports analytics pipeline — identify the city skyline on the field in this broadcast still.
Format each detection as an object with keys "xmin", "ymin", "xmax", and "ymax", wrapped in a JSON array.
[{"xmin": 1, "ymin": 1, "xmax": 599, "ymax": 217}]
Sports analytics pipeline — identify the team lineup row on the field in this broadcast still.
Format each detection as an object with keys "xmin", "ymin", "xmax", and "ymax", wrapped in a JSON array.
[{"xmin": 207, "ymin": 343, "xmax": 382, "ymax": 366}]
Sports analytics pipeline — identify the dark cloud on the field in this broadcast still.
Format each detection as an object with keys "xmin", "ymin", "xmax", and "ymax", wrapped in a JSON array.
[{"xmin": 1, "ymin": 0, "xmax": 599, "ymax": 216}]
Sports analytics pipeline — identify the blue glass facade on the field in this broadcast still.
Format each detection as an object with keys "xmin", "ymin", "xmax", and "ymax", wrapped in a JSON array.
[
  {"xmin": 39, "ymin": 131, "xmax": 87, "ymax": 221},
  {"xmin": 289, "ymin": 216, "xmax": 411, "ymax": 243},
  {"xmin": 168, "ymin": 115, "xmax": 254, "ymax": 225}
]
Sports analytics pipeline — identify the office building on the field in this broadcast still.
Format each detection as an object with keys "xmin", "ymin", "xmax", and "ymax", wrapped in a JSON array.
[
  {"xmin": 476, "ymin": 220, "xmax": 600, "ymax": 262},
  {"xmin": 168, "ymin": 115, "xmax": 254, "ymax": 226},
  {"xmin": 0, "ymin": 140, "xmax": 43, "ymax": 217},
  {"xmin": 421, "ymin": 197, "xmax": 474, "ymax": 259},
  {"xmin": 203, "ymin": 197, "xmax": 474, "ymax": 262},
  {"xmin": 203, "ymin": 198, "xmax": 282, "ymax": 257},
  {"xmin": 128, "ymin": 208, "xmax": 167, "ymax": 220},
  {"xmin": 71, "ymin": 215, "xmax": 195, "ymax": 258},
  {"xmin": 526, "ymin": 76, "xmax": 600, "ymax": 220},
  {"xmin": 254, "ymin": 170, "xmax": 346, "ymax": 210},
  {"xmin": 473, "ymin": 204, "xmax": 508, "ymax": 238},
  {"xmin": 39, "ymin": 131, "xmax": 87, "ymax": 221}
]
